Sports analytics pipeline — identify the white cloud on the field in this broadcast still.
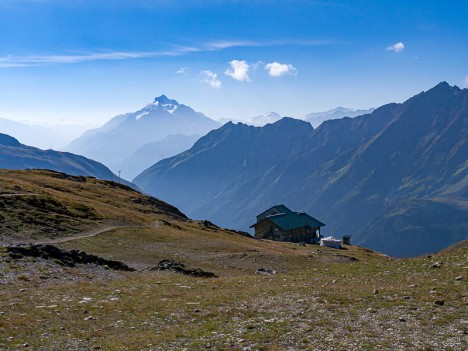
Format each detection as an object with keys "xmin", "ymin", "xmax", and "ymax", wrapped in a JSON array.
[
  {"xmin": 176, "ymin": 67, "xmax": 186, "ymax": 74},
  {"xmin": 202, "ymin": 70, "xmax": 222, "ymax": 89},
  {"xmin": 265, "ymin": 62, "xmax": 297, "ymax": 77},
  {"xmin": 224, "ymin": 60, "xmax": 250, "ymax": 82},
  {"xmin": 386, "ymin": 42, "xmax": 405, "ymax": 53},
  {"xmin": 463, "ymin": 76, "xmax": 468, "ymax": 88}
]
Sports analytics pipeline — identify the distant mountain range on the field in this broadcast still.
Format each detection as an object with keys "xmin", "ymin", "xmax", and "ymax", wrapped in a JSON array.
[
  {"xmin": 304, "ymin": 107, "xmax": 375, "ymax": 127},
  {"xmin": 248, "ymin": 112, "xmax": 283, "ymax": 126},
  {"xmin": 134, "ymin": 82, "xmax": 468, "ymax": 257},
  {"xmin": 217, "ymin": 108, "xmax": 373, "ymax": 128},
  {"xmin": 0, "ymin": 118, "xmax": 95, "ymax": 149},
  {"xmin": 0, "ymin": 133, "xmax": 131, "ymax": 186},
  {"xmin": 64, "ymin": 95, "xmax": 220, "ymax": 174}
]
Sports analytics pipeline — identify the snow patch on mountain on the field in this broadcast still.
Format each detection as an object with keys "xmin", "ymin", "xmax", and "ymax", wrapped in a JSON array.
[
  {"xmin": 135, "ymin": 112, "xmax": 149, "ymax": 120},
  {"xmin": 146, "ymin": 95, "xmax": 180, "ymax": 114}
]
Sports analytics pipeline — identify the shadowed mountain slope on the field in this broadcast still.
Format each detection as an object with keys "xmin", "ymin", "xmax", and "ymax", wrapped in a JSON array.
[
  {"xmin": 134, "ymin": 82, "xmax": 468, "ymax": 257},
  {"xmin": 0, "ymin": 133, "xmax": 133, "ymax": 187}
]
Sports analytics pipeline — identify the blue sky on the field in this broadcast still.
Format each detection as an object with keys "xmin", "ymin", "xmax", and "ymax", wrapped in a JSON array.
[{"xmin": 0, "ymin": 0, "xmax": 467, "ymax": 124}]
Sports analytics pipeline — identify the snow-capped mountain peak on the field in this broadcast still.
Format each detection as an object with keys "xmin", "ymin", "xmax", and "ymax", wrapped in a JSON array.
[
  {"xmin": 146, "ymin": 95, "xmax": 180, "ymax": 114},
  {"xmin": 249, "ymin": 111, "xmax": 282, "ymax": 126}
]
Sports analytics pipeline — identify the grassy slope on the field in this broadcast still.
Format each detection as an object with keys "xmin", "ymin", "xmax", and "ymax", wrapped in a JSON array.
[
  {"xmin": 0, "ymin": 169, "xmax": 466, "ymax": 350},
  {"xmin": 0, "ymin": 169, "xmax": 184, "ymax": 243}
]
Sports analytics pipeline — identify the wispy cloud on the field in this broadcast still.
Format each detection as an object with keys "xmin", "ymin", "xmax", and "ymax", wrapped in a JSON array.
[
  {"xmin": 0, "ymin": 51, "xmax": 165, "ymax": 65},
  {"xmin": 386, "ymin": 42, "xmax": 405, "ymax": 53},
  {"xmin": 176, "ymin": 67, "xmax": 187, "ymax": 74},
  {"xmin": 0, "ymin": 38, "xmax": 332, "ymax": 68},
  {"xmin": 206, "ymin": 40, "xmax": 260, "ymax": 50},
  {"xmin": 202, "ymin": 70, "xmax": 222, "ymax": 89},
  {"xmin": 251, "ymin": 60, "xmax": 264, "ymax": 70},
  {"xmin": 265, "ymin": 62, "xmax": 297, "ymax": 77},
  {"xmin": 225, "ymin": 60, "xmax": 250, "ymax": 82}
]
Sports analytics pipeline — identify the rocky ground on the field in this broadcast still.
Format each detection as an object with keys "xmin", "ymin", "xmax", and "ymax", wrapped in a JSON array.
[{"xmin": 0, "ymin": 243, "xmax": 466, "ymax": 351}]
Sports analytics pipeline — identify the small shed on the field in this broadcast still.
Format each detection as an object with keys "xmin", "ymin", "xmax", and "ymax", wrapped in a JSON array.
[
  {"xmin": 342, "ymin": 235, "xmax": 351, "ymax": 245},
  {"xmin": 250, "ymin": 204, "xmax": 325, "ymax": 244}
]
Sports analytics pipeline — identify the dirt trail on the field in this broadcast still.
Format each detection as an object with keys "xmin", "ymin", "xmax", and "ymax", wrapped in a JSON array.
[
  {"xmin": 45, "ymin": 221, "xmax": 161, "ymax": 244},
  {"xmin": 46, "ymin": 226, "xmax": 122, "ymax": 244}
]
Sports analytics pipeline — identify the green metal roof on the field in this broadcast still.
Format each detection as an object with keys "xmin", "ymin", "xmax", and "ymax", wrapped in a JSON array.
[
  {"xmin": 256, "ymin": 204, "xmax": 293, "ymax": 222},
  {"xmin": 251, "ymin": 211, "xmax": 325, "ymax": 230}
]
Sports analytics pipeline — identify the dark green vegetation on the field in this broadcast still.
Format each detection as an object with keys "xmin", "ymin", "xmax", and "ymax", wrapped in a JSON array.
[
  {"xmin": 135, "ymin": 82, "xmax": 468, "ymax": 257},
  {"xmin": 0, "ymin": 169, "xmax": 466, "ymax": 350},
  {"xmin": 0, "ymin": 133, "xmax": 131, "ymax": 186}
]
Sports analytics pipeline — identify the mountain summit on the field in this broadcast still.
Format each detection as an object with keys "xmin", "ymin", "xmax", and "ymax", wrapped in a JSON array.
[
  {"xmin": 144, "ymin": 95, "xmax": 180, "ymax": 114},
  {"xmin": 65, "ymin": 95, "xmax": 219, "ymax": 173},
  {"xmin": 0, "ymin": 133, "xmax": 21, "ymax": 147}
]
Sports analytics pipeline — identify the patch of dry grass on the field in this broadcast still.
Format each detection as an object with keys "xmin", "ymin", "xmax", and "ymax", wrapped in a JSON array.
[{"xmin": 0, "ymin": 169, "xmax": 184, "ymax": 243}]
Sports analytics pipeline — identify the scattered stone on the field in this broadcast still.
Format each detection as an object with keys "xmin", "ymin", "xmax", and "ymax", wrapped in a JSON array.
[
  {"xmin": 455, "ymin": 276, "xmax": 463, "ymax": 281},
  {"xmin": 403, "ymin": 296, "xmax": 411, "ymax": 300},
  {"xmin": 434, "ymin": 300, "xmax": 445, "ymax": 306},
  {"xmin": 79, "ymin": 297, "xmax": 92, "ymax": 304},
  {"xmin": 150, "ymin": 260, "xmax": 217, "ymax": 278},
  {"xmin": 373, "ymin": 289, "xmax": 379, "ymax": 294},
  {"xmin": 19, "ymin": 288, "xmax": 26, "ymax": 292},
  {"xmin": 430, "ymin": 261, "xmax": 442, "ymax": 269},
  {"xmin": 7, "ymin": 244, "xmax": 135, "ymax": 271},
  {"xmin": 23, "ymin": 343, "xmax": 30, "ymax": 347},
  {"xmin": 203, "ymin": 220, "xmax": 218, "ymax": 229},
  {"xmin": 84, "ymin": 316, "xmax": 97, "ymax": 321},
  {"xmin": 255, "ymin": 268, "xmax": 277, "ymax": 275},
  {"xmin": 334, "ymin": 254, "xmax": 359, "ymax": 262},
  {"xmin": 193, "ymin": 309, "xmax": 201, "ymax": 313},
  {"xmin": 399, "ymin": 317, "xmax": 406, "ymax": 322}
]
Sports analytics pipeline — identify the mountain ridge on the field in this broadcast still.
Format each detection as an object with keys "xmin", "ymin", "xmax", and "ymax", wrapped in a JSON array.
[
  {"xmin": 134, "ymin": 82, "xmax": 468, "ymax": 257},
  {"xmin": 0, "ymin": 133, "xmax": 133, "ymax": 187}
]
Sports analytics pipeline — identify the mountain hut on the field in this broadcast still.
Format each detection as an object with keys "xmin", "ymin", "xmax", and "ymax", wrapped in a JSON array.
[{"xmin": 250, "ymin": 205, "xmax": 325, "ymax": 244}]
